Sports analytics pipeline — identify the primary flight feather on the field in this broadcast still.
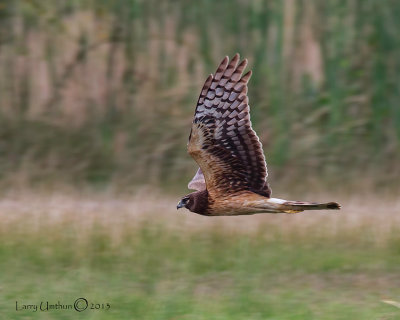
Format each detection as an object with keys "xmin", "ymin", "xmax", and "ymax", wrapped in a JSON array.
[{"xmin": 177, "ymin": 54, "xmax": 340, "ymax": 216}]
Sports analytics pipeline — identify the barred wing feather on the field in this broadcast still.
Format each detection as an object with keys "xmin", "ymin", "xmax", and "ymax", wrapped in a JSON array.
[{"xmin": 187, "ymin": 54, "xmax": 271, "ymax": 197}]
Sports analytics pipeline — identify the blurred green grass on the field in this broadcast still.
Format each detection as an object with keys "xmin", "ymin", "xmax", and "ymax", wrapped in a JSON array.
[{"xmin": 1, "ymin": 193, "xmax": 400, "ymax": 319}]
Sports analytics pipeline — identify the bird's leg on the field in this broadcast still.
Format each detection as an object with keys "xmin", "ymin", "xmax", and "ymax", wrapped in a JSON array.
[{"xmin": 284, "ymin": 210, "xmax": 304, "ymax": 214}]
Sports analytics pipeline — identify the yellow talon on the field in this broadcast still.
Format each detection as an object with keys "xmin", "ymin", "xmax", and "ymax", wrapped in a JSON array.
[{"xmin": 284, "ymin": 210, "xmax": 303, "ymax": 214}]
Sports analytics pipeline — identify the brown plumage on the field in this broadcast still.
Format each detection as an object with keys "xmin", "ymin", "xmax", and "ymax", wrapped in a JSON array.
[{"xmin": 177, "ymin": 54, "xmax": 340, "ymax": 216}]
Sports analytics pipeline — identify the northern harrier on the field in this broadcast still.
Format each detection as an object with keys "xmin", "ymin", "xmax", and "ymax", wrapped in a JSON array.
[{"xmin": 177, "ymin": 54, "xmax": 340, "ymax": 216}]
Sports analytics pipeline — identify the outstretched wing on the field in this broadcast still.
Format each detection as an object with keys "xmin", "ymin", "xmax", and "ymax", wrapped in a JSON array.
[{"xmin": 187, "ymin": 54, "xmax": 271, "ymax": 197}]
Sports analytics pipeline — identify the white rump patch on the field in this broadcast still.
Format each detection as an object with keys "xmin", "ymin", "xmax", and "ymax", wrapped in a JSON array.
[{"xmin": 268, "ymin": 198, "xmax": 287, "ymax": 204}]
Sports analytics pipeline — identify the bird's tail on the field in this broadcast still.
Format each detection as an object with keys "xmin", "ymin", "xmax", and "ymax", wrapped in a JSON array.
[
  {"xmin": 283, "ymin": 200, "xmax": 340, "ymax": 211},
  {"xmin": 266, "ymin": 198, "xmax": 341, "ymax": 213}
]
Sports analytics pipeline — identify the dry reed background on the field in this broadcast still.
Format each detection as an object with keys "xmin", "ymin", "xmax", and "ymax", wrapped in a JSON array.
[{"xmin": 0, "ymin": 0, "xmax": 399, "ymax": 191}]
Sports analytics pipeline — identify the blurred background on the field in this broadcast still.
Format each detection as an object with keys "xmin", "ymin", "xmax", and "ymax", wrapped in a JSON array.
[
  {"xmin": 1, "ymin": 0, "xmax": 400, "ymax": 319},
  {"xmin": 1, "ymin": 0, "xmax": 399, "ymax": 190}
]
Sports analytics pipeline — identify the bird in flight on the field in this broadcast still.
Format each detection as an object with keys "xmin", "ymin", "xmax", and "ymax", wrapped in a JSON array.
[{"xmin": 177, "ymin": 54, "xmax": 340, "ymax": 216}]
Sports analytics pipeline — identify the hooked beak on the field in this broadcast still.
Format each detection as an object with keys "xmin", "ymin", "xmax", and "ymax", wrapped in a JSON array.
[{"xmin": 177, "ymin": 200, "xmax": 185, "ymax": 210}]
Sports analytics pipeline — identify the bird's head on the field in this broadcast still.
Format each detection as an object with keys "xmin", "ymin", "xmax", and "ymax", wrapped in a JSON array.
[
  {"xmin": 177, "ymin": 191, "xmax": 208, "ymax": 215},
  {"xmin": 177, "ymin": 195, "xmax": 191, "ymax": 211}
]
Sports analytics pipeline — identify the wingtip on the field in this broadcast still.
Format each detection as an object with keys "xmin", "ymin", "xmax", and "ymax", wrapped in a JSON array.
[
  {"xmin": 231, "ymin": 53, "xmax": 240, "ymax": 63},
  {"xmin": 219, "ymin": 56, "xmax": 229, "ymax": 67},
  {"xmin": 216, "ymin": 57, "xmax": 229, "ymax": 74},
  {"xmin": 237, "ymin": 58, "xmax": 248, "ymax": 69},
  {"xmin": 327, "ymin": 202, "xmax": 341, "ymax": 210},
  {"xmin": 242, "ymin": 70, "xmax": 252, "ymax": 81}
]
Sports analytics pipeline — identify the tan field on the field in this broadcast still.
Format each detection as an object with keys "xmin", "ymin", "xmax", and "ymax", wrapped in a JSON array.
[{"xmin": 2, "ymin": 190, "xmax": 400, "ymax": 319}]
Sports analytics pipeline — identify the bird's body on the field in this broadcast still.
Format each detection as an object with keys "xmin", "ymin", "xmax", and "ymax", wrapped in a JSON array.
[
  {"xmin": 178, "ymin": 54, "xmax": 340, "ymax": 216},
  {"xmin": 183, "ymin": 190, "xmax": 339, "ymax": 216}
]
